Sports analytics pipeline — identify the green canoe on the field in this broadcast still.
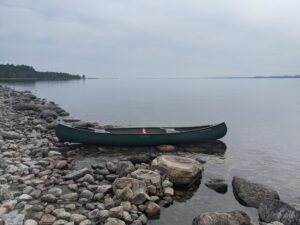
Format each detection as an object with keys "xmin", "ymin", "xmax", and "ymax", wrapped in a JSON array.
[{"xmin": 55, "ymin": 122, "xmax": 227, "ymax": 146}]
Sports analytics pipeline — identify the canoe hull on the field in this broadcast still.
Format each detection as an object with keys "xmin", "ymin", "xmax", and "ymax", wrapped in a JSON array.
[{"xmin": 55, "ymin": 122, "xmax": 227, "ymax": 146}]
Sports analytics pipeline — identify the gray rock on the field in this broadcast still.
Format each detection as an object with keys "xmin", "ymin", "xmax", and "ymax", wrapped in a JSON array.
[
  {"xmin": 106, "ymin": 161, "xmax": 118, "ymax": 173},
  {"xmin": 151, "ymin": 155, "xmax": 203, "ymax": 186},
  {"xmin": 80, "ymin": 174, "xmax": 94, "ymax": 183},
  {"xmin": 48, "ymin": 150, "xmax": 61, "ymax": 157},
  {"xmin": 123, "ymin": 211, "xmax": 133, "ymax": 223},
  {"xmin": 80, "ymin": 190, "xmax": 93, "ymax": 200},
  {"xmin": 18, "ymin": 194, "xmax": 33, "ymax": 201},
  {"xmin": 64, "ymin": 168, "xmax": 90, "ymax": 180},
  {"xmin": 0, "ymin": 130, "xmax": 21, "ymax": 139},
  {"xmin": 113, "ymin": 177, "xmax": 147, "ymax": 204},
  {"xmin": 131, "ymin": 169, "xmax": 161, "ymax": 187},
  {"xmin": 116, "ymin": 161, "xmax": 135, "ymax": 177},
  {"xmin": 79, "ymin": 220, "xmax": 92, "ymax": 225},
  {"xmin": 24, "ymin": 219, "xmax": 38, "ymax": 225},
  {"xmin": 109, "ymin": 206, "xmax": 124, "ymax": 219},
  {"xmin": 232, "ymin": 176, "xmax": 280, "ymax": 208},
  {"xmin": 61, "ymin": 192, "xmax": 79, "ymax": 201},
  {"xmin": 40, "ymin": 110, "xmax": 58, "ymax": 119},
  {"xmin": 192, "ymin": 210, "xmax": 252, "ymax": 225},
  {"xmin": 258, "ymin": 199, "xmax": 300, "ymax": 225},
  {"xmin": 48, "ymin": 187, "xmax": 63, "ymax": 197},
  {"xmin": 0, "ymin": 184, "xmax": 11, "ymax": 201},
  {"xmin": 6, "ymin": 164, "xmax": 19, "ymax": 174},
  {"xmin": 97, "ymin": 185, "xmax": 112, "ymax": 194},
  {"xmin": 70, "ymin": 214, "xmax": 87, "ymax": 224},
  {"xmin": 41, "ymin": 194, "xmax": 57, "ymax": 203},
  {"xmin": 40, "ymin": 214, "xmax": 57, "ymax": 225},
  {"xmin": 104, "ymin": 218, "xmax": 126, "ymax": 225},
  {"xmin": 0, "ymin": 207, "xmax": 8, "ymax": 216}
]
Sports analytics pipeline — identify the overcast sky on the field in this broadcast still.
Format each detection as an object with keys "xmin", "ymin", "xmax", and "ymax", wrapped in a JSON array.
[{"xmin": 0, "ymin": 0, "xmax": 299, "ymax": 77}]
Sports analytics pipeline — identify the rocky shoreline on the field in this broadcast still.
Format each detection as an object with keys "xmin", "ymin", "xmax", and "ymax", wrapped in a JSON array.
[{"xmin": 0, "ymin": 85, "xmax": 299, "ymax": 225}]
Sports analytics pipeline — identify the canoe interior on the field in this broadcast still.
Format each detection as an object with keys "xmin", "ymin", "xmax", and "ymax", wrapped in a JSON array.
[{"xmin": 75, "ymin": 125, "xmax": 212, "ymax": 134}]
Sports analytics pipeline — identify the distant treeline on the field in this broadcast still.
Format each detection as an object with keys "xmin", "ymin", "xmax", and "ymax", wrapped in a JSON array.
[
  {"xmin": 253, "ymin": 75, "xmax": 300, "ymax": 78},
  {"xmin": 0, "ymin": 64, "xmax": 82, "ymax": 80}
]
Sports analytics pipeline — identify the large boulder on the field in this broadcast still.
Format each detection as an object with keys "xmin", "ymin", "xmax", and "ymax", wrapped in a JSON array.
[
  {"xmin": 232, "ymin": 176, "xmax": 280, "ymax": 208},
  {"xmin": 192, "ymin": 210, "xmax": 252, "ymax": 225},
  {"xmin": 151, "ymin": 155, "xmax": 203, "ymax": 186},
  {"xmin": 258, "ymin": 199, "xmax": 300, "ymax": 225}
]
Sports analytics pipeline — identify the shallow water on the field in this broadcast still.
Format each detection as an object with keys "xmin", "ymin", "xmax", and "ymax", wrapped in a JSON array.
[{"xmin": 2, "ymin": 78, "xmax": 300, "ymax": 224}]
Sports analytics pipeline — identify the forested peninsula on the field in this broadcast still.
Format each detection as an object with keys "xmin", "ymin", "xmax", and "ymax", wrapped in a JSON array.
[{"xmin": 0, "ymin": 64, "xmax": 82, "ymax": 81}]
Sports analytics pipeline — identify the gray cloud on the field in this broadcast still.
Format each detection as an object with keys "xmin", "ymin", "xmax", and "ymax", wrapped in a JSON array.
[{"xmin": 0, "ymin": 0, "xmax": 299, "ymax": 77}]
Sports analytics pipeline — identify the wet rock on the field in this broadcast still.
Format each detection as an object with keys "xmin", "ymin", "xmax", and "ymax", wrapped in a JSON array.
[
  {"xmin": 232, "ymin": 176, "xmax": 280, "ymax": 208},
  {"xmin": 64, "ymin": 168, "xmax": 90, "ymax": 180},
  {"xmin": 152, "ymin": 155, "xmax": 203, "ymax": 186},
  {"xmin": 116, "ymin": 161, "xmax": 135, "ymax": 177},
  {"xmin": 205, "ymin": 179, "xmax": 228, "ymax": 194},
  {"xmin": 258, "ymin": 199, "xmax": 300, "ymax": 225},
  {"xmin": 192, "ymin": 210, "xmax": 252, "ymax": 225},
  {"xmin": 145, "ymin": 202, "xmax": 160, "ymax": 218}
]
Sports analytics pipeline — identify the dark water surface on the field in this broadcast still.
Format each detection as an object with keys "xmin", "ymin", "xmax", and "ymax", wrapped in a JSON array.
[{"xmin": 2, "ymin": 78, "xmax": 300, "ymax": 224}]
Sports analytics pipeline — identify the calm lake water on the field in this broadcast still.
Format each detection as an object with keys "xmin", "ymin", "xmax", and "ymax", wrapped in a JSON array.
[{"xmin": 2, "ymin": 78, "xmax": 300, "ymax": 224}]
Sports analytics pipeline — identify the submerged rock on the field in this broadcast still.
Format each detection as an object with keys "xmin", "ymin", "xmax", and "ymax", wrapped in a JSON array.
[
  {"xmin": 232, "ymin": 176, "xmax": 280, "ymax": 208},
  {"xmin": 205, "ymin": 179, "xmax": 228, "ymax": 194},
  {"xmin": 192, "ymin": 210, "xmax": 252, "ymax": 225},
  {"xmin": 258, "ymin": 199, "xmax": 300, "ymax": 225},
  {"xmin": 151, "ymin": 155, "xmax": 203, "ymax": 186}
]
